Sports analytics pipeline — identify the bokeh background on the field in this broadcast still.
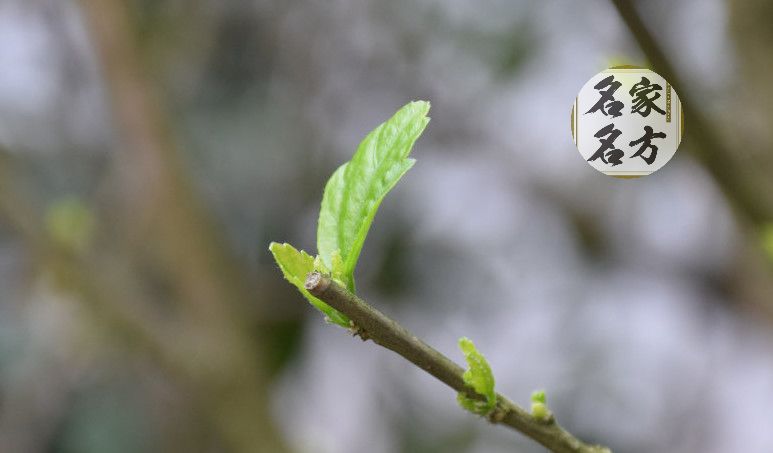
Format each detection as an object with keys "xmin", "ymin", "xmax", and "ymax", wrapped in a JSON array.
[{"xmin": 1, "ymin": 0, "xmax": 773, "ymax": 452}]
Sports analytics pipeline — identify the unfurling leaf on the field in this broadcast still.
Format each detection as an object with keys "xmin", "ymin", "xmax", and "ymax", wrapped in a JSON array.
[
  {"xmin": 268, "ymin": 242, "xmax": 349, "ymax": 327},
  {"xmin": 317, "ymin": 101, "xmax": 430, "ymax": 291},
  {"xmin": 269, "ymin": 101, "xmax": 429, "ymax": 329},
  {"xmin": 457, "ymin": 337, "xmax": 497, "ymax": 416},
  {"xmin": 530, "ymin": 390, "xmax": 546, "ymax": 404}
]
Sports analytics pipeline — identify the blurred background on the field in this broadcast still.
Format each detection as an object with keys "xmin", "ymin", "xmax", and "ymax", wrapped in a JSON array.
[{"xmin": 1, "ymin": 0, "xmax": 773, "ymax": 452}]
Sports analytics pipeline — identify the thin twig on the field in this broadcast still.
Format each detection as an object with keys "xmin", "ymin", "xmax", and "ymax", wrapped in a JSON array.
[
  {"xmin": 305, "ymin": 272, "xmax": 611, "ymax": 453},
  {"xmin": 0, "ymin": 148, "xmax": 172, "ymax": 371}
]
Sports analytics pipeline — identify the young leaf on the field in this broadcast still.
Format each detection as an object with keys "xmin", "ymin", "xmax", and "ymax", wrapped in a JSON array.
[
  {"xmin": 531, "ymin": 390, "xmax": 547, "ymax": 404},
  {"xmin": 268, "ymin": 242, "xmax": 350, "ymax": 327},
  {"xmin": 317, "ymin": 101, "xmax": 430, "ymax": 290},
  {"xmin": 530, "ymin": 389, "xmax": 552, "ymax": 421},
  {"xmin": 457, "ymin": 337, "xmax": 497, "ymax": 416}
]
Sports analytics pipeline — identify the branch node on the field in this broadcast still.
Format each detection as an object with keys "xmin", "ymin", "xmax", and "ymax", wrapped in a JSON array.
[
  {"xmin": 349, "ymin": 321, "xmax": 370, "ymax": 341},
  {"xmin": 536, "ymin": 413, "xmax": 556, "ymax": 425},
  {"xmin": 487, "ymin": 406, "xmax": 508, "ymax": 424}
]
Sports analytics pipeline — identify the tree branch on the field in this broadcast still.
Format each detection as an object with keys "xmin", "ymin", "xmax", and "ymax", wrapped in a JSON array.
[
  {"xmin": 0, "ymin": 148, "xmax": 173, "ymax": 376},
  {"xmin": 608, "ymin": 0, "xmax": 771, "ymax": 225},
  {"xmin": 305, "ymin": 272, "xmax": 611, "ymax": 453}
]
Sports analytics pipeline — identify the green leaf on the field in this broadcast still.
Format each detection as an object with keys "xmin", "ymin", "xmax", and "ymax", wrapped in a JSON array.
[
  {"xmin": 330, "ymin": 250, "xmax": 346, "ymax": 281},
  {"xmin": 268, "ymin": 242, "xmax": 350, "ymax": 328},
  {"xmin": 317, "ymin": 101, "xmax": 430, "ymax": 290},
  {"xmin": 531, "ymin": 390, "xmax": 546, "ymax": 404},
  {"xmin": 457, "ymin": 337, "xmax": 496, "ymax": 416}
]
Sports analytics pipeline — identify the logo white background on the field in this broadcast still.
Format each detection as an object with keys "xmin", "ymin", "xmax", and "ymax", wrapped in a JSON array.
[{"xmin": 572, "ymin": 68, "xmax": 683, "ymax": 177}]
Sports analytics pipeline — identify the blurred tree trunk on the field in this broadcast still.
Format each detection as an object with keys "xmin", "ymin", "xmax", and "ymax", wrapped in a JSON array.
[
  {"xmin": 610, "ymin": 0, "xmax": 773, "ymax": 320},
  {"xmin": 726, "ymin": 0, "xmax": 773, "ymax": 316},
  {"xmin": 75, "ymin": 0, "xmax": 289, "ymax": 451}
]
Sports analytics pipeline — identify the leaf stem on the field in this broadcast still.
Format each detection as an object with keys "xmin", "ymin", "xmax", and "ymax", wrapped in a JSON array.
[{"xmin": 305, "ymin": 272, "xmax": 611, "ymax": 453}]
